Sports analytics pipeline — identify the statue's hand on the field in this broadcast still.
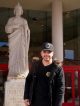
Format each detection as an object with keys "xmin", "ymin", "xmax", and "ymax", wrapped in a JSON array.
[
  {"xmin": 12, "ymin": 24, "xmax": 20, "ymax": 29},
  {"xmin": 11, "ymin": 24, "xmax": 21, "ymax": 32}
]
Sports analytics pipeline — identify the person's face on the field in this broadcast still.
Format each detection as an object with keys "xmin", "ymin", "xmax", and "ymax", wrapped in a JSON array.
[{"xmin": 41, "ymin": 50, "xmax": 54, "ymax": 62}]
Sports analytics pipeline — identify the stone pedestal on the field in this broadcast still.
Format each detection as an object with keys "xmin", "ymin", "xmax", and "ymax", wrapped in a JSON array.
[{"xmin": 4, "ymin": 79, "xmax": 25, "ymax": 106}]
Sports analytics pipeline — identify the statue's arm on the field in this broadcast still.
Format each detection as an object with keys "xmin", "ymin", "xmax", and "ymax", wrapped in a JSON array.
[
  {"xmin": 24, "ymin": 20, "xmax": 30, "ymax": 51},
  {"xmin": 5, "ymin": 18, "xmax": 13, "ymax": 33},
  {"xmin": 27, "ymin": 29, "xmax": 30, "ymax": 51},
  {"xmin": 5, "ymin": 18, "xmax": 20, "ymax": 34}
]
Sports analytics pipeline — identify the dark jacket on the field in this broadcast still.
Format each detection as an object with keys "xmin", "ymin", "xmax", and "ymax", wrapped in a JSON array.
[{"xmin": 24, "ymin": 60, "xmax": 65, "ymax": 106}]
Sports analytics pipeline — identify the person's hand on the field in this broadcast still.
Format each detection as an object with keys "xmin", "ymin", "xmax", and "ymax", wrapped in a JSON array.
[
  {"xmin": 54, "ymin": 59, "xmax": 63, "ymax": 67},
  {"xmin": 24, "ymin": 99, "xmax": 31, "ymax": 106}
]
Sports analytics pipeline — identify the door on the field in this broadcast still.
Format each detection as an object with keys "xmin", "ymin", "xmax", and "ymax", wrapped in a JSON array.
[{"xmin": 63, "ymin": 66, "xmax": 80, "ymax": 106}]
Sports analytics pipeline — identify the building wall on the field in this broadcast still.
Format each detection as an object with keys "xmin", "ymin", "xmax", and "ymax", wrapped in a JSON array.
[{"xmin": 1, "ymin": 8, "xmax": 80, "ymax": 62}]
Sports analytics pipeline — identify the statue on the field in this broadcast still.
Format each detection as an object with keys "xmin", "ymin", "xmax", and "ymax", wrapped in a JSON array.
[{"xmin": 5, "ymin": 3, "xmax": 30, "ymax": 79}]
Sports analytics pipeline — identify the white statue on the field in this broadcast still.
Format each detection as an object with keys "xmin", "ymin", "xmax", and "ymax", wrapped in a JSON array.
[{"xmin": 5, "ymin": 3, "xmax": 30, "ymax": 79}]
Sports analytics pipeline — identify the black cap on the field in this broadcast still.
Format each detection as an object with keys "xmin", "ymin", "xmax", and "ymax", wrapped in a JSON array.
[{"xmin": 41, "ymin": 42, "xmax": 54, "ymax": 52}]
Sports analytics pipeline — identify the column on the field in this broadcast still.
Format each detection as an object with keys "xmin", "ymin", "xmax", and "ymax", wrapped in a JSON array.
[{"xmin": 52, "ymin": 0, "xmax": 63, "ymax": 61}]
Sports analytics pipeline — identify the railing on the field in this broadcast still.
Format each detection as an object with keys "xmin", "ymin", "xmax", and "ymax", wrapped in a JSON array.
[{"xmin": 0, "ymin": 64, "xmax": 8, "ymax": 72}]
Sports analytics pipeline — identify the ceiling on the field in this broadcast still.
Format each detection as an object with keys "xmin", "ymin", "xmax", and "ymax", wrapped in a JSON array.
[
  {"xmin": 0, "ymin": 0, "xmax": 80, "ymax": 11},
  {"xmin": 0, "ymin": 0, "xmax": 79, "ymax": 42}
]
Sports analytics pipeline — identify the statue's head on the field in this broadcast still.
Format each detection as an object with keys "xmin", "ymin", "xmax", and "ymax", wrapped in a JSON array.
[{"xmin": 14, "ymin": 3, "xmax": 23, "ymax": 16}]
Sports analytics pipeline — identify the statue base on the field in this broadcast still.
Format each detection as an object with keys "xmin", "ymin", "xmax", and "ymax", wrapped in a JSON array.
[{"xmin": 4, "ymin": 79, "xmax": 25, "ymax": 106}]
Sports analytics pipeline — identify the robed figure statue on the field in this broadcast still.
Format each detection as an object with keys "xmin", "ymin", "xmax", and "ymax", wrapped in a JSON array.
[{"xmin": 5, "ymin": 3, "xmax": 30, "ymax": 79}]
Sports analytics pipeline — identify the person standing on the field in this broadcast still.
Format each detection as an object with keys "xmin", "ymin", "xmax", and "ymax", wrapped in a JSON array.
[{"xmin": 24, "ymin": 42, "xmax": 65, "ymax": 106}]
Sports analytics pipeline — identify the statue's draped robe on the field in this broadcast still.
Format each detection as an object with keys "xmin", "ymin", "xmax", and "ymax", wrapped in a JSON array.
[{"xmin": 5, "ymin": 17, "xmax": 30, "ymax": 77}]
